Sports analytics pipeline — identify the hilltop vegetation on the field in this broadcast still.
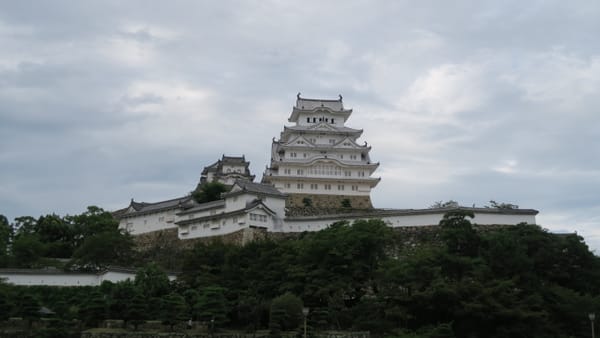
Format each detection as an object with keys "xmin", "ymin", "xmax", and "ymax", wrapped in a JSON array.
[{"xmin": 1, "ymin": 209, "xmax": 599, "ymax": 337}]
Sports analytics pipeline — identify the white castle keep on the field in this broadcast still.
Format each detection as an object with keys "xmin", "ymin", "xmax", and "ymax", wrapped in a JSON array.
[
  {"xmin": 116, "ymin": 95, "xmax": 538, "ymax": 239},
  {"xmin": 262, "ymin": 94, "xmax": 379, "ymax": 210}
]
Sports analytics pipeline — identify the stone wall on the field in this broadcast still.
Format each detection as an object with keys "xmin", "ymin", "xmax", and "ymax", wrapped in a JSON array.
[
  {"xmin": 286, "ymin": 193, "xmax": 373, "ymax": 209},
  {"xmin": 81, "ymin": 330, "xmax": 369, "ymax": 338},
  {"xmin": 133, "ymin": 227, "xmax": 271, "ymax": 251}
]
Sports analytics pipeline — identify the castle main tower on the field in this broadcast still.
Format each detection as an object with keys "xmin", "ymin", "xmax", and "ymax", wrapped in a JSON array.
[{"xmin": 262, "ymin": 94, "xmax": 380, "ymax": 210}]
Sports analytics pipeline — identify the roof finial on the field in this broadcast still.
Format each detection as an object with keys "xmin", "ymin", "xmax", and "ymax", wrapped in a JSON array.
[
  {"xmin": 339, "ymin": 94, "xmax": 343, "ymax": 101},
  {"xmin": 297, "ymin": 92, "xmax": 301, "ymax": 100}
]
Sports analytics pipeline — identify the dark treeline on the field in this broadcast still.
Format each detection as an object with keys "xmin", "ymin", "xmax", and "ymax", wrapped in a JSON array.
[
  {"xmin": 0, "ymin": 206, "xmax": 134, "ymax": 270},
  {"xmin": 1, "ymin": 210, "xmax": 600, "ymax": 337}
]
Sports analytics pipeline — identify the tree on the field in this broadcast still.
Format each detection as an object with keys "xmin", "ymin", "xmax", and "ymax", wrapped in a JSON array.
[
  {"xmin": 195, "ymin": 286, "xmax": 228, "ymax": 327},
  {"xmin": 78, "ymin": 289, "xmax": 106, "ymax": 327},
  {"xmin": 0, "ymin": 215, "xmax": 12, "ymax": 267},
  {"xmin": 193, "ymin": 182, "xmax": 228, "ymax": 203},
  {"xmin": 269, "ymin": 292, "xmax": 303, "ymax": 331},
  {"xmin": 36, "ymin": 214, "xmax": 74, "ymax": 258},
  {"xmin": 127, "ymin": 290, "xmax": 147, "ymax": 330},
  {"xmin": 486, "ymin": 200, "xmax": 518, "ymax": 209},
  {"xmin": 135, "ymin": 264, "xmax": 171, "ymax": 299},
  {"xmin": 14, "ymin": 292, "xmax": 40, "ymax": 327},
  {"xmin": 430, "ymin": 200, "xmax": 460, "ymax": 209},
  {"xmin": 439, "ymin": 210, "xmax": 479, "ymax": 257},
  {"xmin": 11, "ymin": 234, "xmax": 44, "ymax": 267},
  {"xmin": 70, "ymin": 230, "xmax": 134, "ymax": 270},
  {"xmin": 160, "ymin": 293, "xmax": 187, "ymax": 331}
]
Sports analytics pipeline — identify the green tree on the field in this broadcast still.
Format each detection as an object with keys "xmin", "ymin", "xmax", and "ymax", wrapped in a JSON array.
[
  {"xmin": 36, "ymin": 214, "xmax": 75, "ymax": 258},
  {"xmin": 135, "ymin": 263, "xmax": 171, "ymax": 298},
  {"xmin": 439, "ymin": 210, "xmax": 479, "ymax": 257},
  {"xmin": 0, "ymin": 215, "xmax": 12, "ymax": 267},
  {"xmin": 13, "ymin": 292, "xmax": 40, "ymax": 327},
  {"xmin": 161, "ymin": 292, "xmax": 187, "ymax": 331},
  {"xmin": 269, "ymin": 292, "xmax": 303, "ymax": 331},
  {"xmin": 70, "ymin": 230, "xmax": 134, "ymax": 270},
  {"xmin": 11, "ymin": 234, "xmax": 44, "ymax": 267},
  {"xmin": 193, "ymin": 182, "xmax": 228, "ymax": 203},
  {"xmin": 430, "ymin": 200, "xmax": 460, "ymax": 208},
  {"xmin": 78, "ymin": 289, "xmax": 106, "ymax": 327},
  {"xmin": 127, "ymin": 290, "xmax": 147, "ymax": 330},
  {"xmin": 195, "ymin": 286, "xmax": 228, "ymax": 327}
]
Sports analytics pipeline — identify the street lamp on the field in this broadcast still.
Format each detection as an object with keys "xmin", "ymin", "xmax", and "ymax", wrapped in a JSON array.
[
  {"xmin": 590, "ymin": 313, "xmax": 596, "ymax": 338},
  {"xmin": 302, "ymin": 307, "xmax": 309, "ymax": 338}
]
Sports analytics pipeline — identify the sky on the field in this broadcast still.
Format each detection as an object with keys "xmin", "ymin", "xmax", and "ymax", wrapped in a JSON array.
[{"xmin": 1, "ymin": 1, "xmax": 599, "ymax": 250}]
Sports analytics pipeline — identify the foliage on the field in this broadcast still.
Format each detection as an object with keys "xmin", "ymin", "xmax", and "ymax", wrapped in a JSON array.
[
  {"xmin": 161, "ymin": 292, "xmax": 187, "ymax": 331},
  {"xmin": 341, "ymin": 198, "xmax": 352, "ymax": 208},
  {"xmin": 0, "ymin": 215, "xmax": 599, "ymax": 337},
  {"xmin": 194, "ymin": 286, "xmax": 228, "ymax": 327},
  {"xmin": 302, "ymin": 197, "xmax": 313, "ymax": 207},
  {"xmin": 486, "ymin": 200, "xmax": 519, "ymax": 209},
  {"xmin": 70, "ymin": 230, "xmax": 134, "ymax": 270},
  {"xmin": 193, "ymin": 181, "xmax": 229, "ymax": 203},
  {"xmin": 429, "ymin": 200, "xmax": 460, "ymax": 208},
  {"xmin": 269, "ymin": 292, "xmax": 303, "ymax": 331},
  {"xmin": 135, "ymin": 263, "xmax": 171, "ymax": 299}
]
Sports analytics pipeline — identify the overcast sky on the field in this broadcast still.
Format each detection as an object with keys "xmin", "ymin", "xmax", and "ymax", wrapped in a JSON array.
[{"xmin": 1, "ymin": 1, "xmax": 599, "ymax": 250}]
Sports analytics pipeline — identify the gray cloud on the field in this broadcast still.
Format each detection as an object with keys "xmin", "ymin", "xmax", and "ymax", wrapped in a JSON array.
[{"xmin": 1, "ymin": 0, "xmax": 600, "ymax": 251}]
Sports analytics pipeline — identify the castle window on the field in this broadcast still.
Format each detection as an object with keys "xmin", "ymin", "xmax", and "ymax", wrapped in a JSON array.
[
  {"xmin": 324, "ymin": 184, "xmax": 331, "ymax": 190},
  {"xmin": 307, "ymin": 117, "xmax": 310, "ymax": 123},
  {"xmin": 303, "ymin": 153, "xmax": 307, "ymax": 158},
  {"xmin": 313, "ymin": 117, "xmax": 316, "ymax": 123},
  {"xmin": 352, "ymin": 185, "xmax": 358, "ymax": 191},
  {"xmin": 331, "ymin": 118, "xmax": 335, "ymax": 124},
  {"xmin": 285, "ymin": 183, "xmax": 291, "ymax": 188},
  {"xmin": 344, "ymin": 171, "xmax": 351, "ymax": 176},
  {"xmin": 297, "ymin": 183, "xmax": 304, "ymax": 189},
  {"xmin": 297, "ymin": 169, "xmax": 304, "ymax": 175},
  {"xmin": 329, "ymin": 139, "xmax": 336, "ymax": 144},
  {"xmin": 325, "ymin": 118, "xmax": 328, "ymax": 122},
  {"xmin": 338, "ymin": 185, "xmax": 345, "ymax": 191},
  {"xmin": 191, "ymin": 225, "xmax": 198, "ymax": 231}
]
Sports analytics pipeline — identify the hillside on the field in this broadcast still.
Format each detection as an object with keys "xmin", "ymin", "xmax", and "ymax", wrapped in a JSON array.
[{"xmin": 1, "ymin": 210, "xmax": 599, "ymax": 337}]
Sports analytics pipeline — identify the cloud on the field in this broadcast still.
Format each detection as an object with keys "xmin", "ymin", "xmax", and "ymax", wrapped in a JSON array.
[{"xmin": 1, "ymin": 1, "xmax": 600, "ymax": 252}]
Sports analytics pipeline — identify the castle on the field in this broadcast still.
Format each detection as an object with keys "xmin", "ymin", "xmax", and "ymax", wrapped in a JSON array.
[{"xmin": 116, "ymin": 95, "xmax": 538, "ymax": 239}]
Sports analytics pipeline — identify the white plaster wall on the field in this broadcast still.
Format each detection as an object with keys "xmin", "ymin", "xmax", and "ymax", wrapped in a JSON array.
[
  {"xmin": 99, "ymin": 271, "xmax": 136, "ymax": 284},
  {"xmin": 179, "ymin": 214, "xmax": 250, "ymax": 239},
  {"xmin": 120, "ymin": 210, "xmax": 178, "ymax": 235},
  {"xmin": 0, "ymin": 270, "xmax": 178, "ymax": 286},
  {"xmin": 0, "ymin": 273, "xmax": 98, "ymax": 286},
  {"xmin": 281, "ymin": 211, "xmax": 537, "ymax": 233}
]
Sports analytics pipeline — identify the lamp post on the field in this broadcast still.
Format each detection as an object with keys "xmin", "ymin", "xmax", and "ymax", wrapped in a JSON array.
[
  {"xmin": 590, "ymin": 313, "xmax": 596, "ymax": 338},
  {"xmin": 302, "ymin": 307, "xmax": 309, "ymax": 338}
]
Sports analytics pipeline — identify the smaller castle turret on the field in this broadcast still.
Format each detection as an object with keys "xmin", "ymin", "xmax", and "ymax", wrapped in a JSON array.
[{"xmin": 199, "ymin": 154, "xmax": 255, "ymax": 187}]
